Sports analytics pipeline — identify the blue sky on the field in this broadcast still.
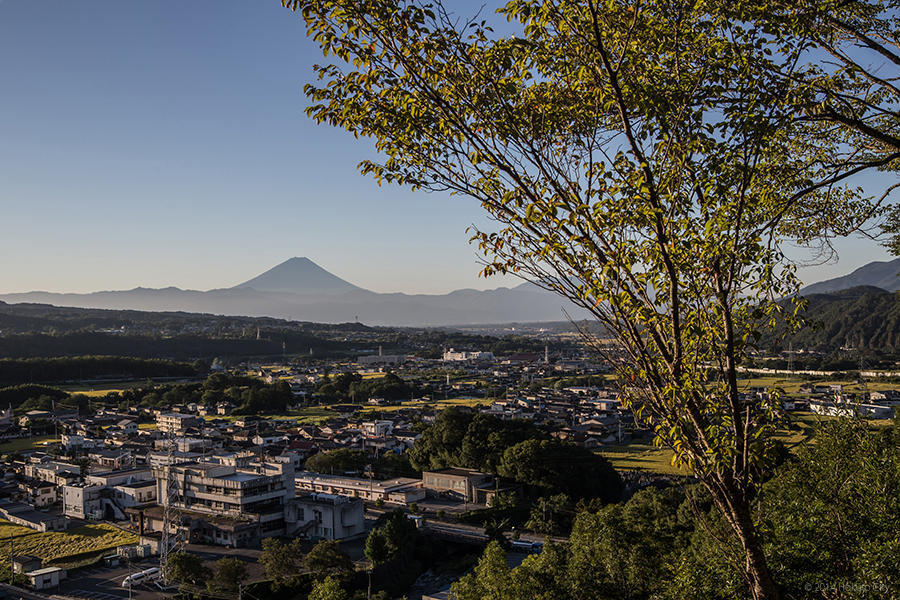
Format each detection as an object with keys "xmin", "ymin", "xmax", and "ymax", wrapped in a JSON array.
[{"xmin": 0, "ymin": 1, "xmax": 893, "ymax": 295}]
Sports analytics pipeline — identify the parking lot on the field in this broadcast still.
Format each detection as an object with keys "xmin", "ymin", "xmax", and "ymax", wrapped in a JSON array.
[{"xmin": 57, "ymin": 558, "xmax": 164, "ymax": 600}]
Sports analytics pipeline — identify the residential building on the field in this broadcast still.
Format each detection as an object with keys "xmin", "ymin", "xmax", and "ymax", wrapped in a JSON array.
[
  {"xmin": 361, "ymin": 420, "xmax": 393, "ymax": 438},
  {"xmin": 156, "ymin": 413, "xmax": 200, "ymax": 434}
]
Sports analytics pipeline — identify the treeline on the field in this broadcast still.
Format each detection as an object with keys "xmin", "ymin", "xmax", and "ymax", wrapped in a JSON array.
[
  {"xmin": 104, "ymin": 373, "xmax": 294, "ymax": 415},
  {"xmin": 410, "ymin": 330, "xmax": 564, "ymax": 359},
  {"xmin": 0, "ymin": 384, "xmax": 68, "ymax": 408},
  {"xmin": 0, "ymin": 332, "xmax": 347, "ymax": 361},
  {"xmin": 0, "ymin": 301, "xmax": 373, "ymax": 336},
  {"xmin": 315, "ymin": 372, "xmax": 422, "ymax": 403},
  {"xmin": 0, "ymin": 356, "xmax": 200, "ymax": 386},
  {"xmin": 304, "ymin": 447, "xmax": 416, "ymax": 479}
]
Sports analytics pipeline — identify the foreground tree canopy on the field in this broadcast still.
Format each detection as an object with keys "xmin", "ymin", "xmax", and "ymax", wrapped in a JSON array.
[{"xmin": 285, "ymin": 1, "xmax": 898, "ymax": 597}]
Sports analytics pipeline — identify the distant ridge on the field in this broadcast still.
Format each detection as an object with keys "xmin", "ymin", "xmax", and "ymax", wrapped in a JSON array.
[
  {"xmin": 0, "ymin": 258, "xmax": 587, "ymax": 326},
  {"xmin": 232, "ymin": 257, "xmax": 363, "ymax": 294},
  {"xmin": 801, "ymin": 258, "xmax": 900, "ymax": 295}
]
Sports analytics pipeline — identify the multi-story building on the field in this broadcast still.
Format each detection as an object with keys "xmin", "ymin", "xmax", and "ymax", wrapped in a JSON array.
[
  {"xmin": 361, "ymin": 420, "xmax": 393, "ymax": 438},
  {"xmin": 156, "ymin": 413, "xmax": 200, "ymax": 434},
  {"xmin": 64, "ymin": 469, "xmax": 156, "ymax": 520},
  {"xmin": 23, "ymin": 461, "xmax": 81, "ymax": 489},
  {"xmin": 295, "ymin": 493, "xmax": 365, "ymax": 540},
  {"xmin": 442, "ymin": 349, "xmax": 495, "ymax": 362},
  {"xmin": 131, "ymin": 455, "xmax": 298, "ymax": 547}
]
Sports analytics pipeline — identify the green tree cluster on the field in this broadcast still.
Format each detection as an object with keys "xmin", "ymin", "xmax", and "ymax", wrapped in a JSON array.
[
  {"xmin": 304, "ymin": 447, "xmax": 415, "ymax": 479},
  {"xmin": 451, "ymin": 419, "xmax": 900, "ymax": 600},
  {"xmin": 316, "ymin": 371, "xmax": 419, "ymax": 403},
  {"xmin": 407, "ymin": 408, "xmax": 545, "ymax": 473}
]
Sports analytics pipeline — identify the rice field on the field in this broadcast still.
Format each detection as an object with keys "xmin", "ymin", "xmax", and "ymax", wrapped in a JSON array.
[
  {"xmin": 0, "ymin": 522, "xmax": 137, "ymax": 566},
  {"xmin": 0, "ymin": 436, "xmax": 60, "ymax": 454}
]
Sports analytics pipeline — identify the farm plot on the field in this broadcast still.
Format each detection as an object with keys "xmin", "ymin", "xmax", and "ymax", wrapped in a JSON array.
[{"xmin": 0, "ymin": 522, "xmax": 137, "ymax": 566}]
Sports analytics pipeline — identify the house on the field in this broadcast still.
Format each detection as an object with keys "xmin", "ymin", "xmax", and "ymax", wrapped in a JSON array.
[
  {"xmin": 88, "ymin": 448, "xmax": 133, "ymax": 470},
  {"xmin": 18, "ymin": 479, "xmax": 56, "ymax": 508},
  {"xmin": 12, "ymin": 555, "xmax": 43, "ymax": 574},
  {"xmin": 25, "ymin": 566, "xmax": 66, "ymax": 590},
  {"xmin": 116, "ymin": 419, "xmax": 138, "ymax": 434}
]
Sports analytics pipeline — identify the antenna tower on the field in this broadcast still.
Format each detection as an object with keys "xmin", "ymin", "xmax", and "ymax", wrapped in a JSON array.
[{"xmin": 159, "ymin": 433, "xmax": 183, "ymax": 585}]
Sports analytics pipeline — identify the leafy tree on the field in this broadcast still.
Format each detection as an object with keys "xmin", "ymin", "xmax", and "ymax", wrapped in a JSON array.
[
  {"xmin": 498, "ymin": 439, "xmax": 622, "ymax": 502},
  {"xmin": 207, "ymin": 557, "xmax": 248, "ymax": 596},
  {"xmin": 759, "ymin": 419, "xmax": 900, "ymax": 598},
  {"xmin": 284, "ymin": 1, "xmax": 899, "ymax": 596},
  {"xmin": 525, "ymin": 493, "xmax": 571, "ymax": 535},
  {"xmin": 364, "ymin": 528, "xmax": 394, "ymax": 566},
  {"xmin": 746, "ymin": 1, "xmax": 900, "ymax": 254},
  {"xmin": 302, "ymin": 540, "xmax": 354, "ymax": 584},
  {"xmin": 408, "ymin": 408, "xmax": 544, "ymax": 473},
  {"xmin": 258, "ymin": 538, "xmax": 301, "ymax": 589},
  {"xmin": 308, "ymin": 575, "xmax": 350, "ymax": 600},
  {"xmin": 165, "ymin": 551, "xmax": 211, "ymax": 588}
]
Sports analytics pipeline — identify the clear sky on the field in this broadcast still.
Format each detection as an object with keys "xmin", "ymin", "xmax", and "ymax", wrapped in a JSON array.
[{"xmin": 0, "ymin": 1, "xmax": 894, "ymax": 295}]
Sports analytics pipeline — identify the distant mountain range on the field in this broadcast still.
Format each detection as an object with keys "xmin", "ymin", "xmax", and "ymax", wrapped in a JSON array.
[
  {"xmin": 800, "ymin": 257, "xmax": 900, "ymax": 295},
  {"xmin": 1, "ymin": 256, "xmax": 895, "ymax": 327},
  {"xmin": 0, "ymin": 257, "xmax": 589, "ymax": 326}
]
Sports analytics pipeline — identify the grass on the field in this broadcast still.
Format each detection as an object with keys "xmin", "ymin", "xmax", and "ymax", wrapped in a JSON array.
[
  {"xmin": 0, "ymin": 520, "xmax": 42, "ymax": 539},
  {"xmin": 600, "ymin": 410, "xmax": 893, "ymax": 475},
  {"xmin": 0, "ymin": 522, "xmax": 137, "ymax": 568},
  {"xmin": 737, "ymin": 376, "xmax": 899, "ymax": 394},
  {"xmin": 352, "ymin": 397, "xmax": 489, "ymax": 416},
  {"xmin": 0, "ymin": 436, "xmax": 60, "ymax": 454},
  {"xmin": 599, "ymin": 440, "xmax": 685, "ymax": 476},
  {"xmin": 59, "ymin": 381, "xmax": 148, "ymax": 395}
]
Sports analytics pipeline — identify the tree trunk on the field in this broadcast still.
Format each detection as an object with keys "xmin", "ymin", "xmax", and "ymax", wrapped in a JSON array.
[{"xmin": 731, "ymin": 495, "xmax": 780, "ymax": 600}]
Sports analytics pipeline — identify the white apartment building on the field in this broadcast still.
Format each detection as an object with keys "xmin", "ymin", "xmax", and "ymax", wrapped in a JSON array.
[
  {"xmin": 156, "ymin": 413, "xmax": 200, "ymax": 434},
  {"xmin": 361, "ymin": 420, "xmax": 394, "ymax": 438}
]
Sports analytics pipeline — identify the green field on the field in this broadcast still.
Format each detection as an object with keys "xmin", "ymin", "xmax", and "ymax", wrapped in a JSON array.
[
  {"xmin": 600, "ymin": 410, "xmax": 893, "ymax": 475},
  {"xmin": 59, "ymin": 381, "xmax": 149, "ymax": 395},
  {"xmin": 737, "ymin": 376, "xmax": 899, "ymax": 394},
  {"xmin": 0, "ymin": 436, "xmax": 60, "ymax": 454},
  {"xmin": 600, "ymin": 440, "xmax": 685, "ymax": 475},
  {"xmin": 0, "ymin": 522, "xmax": 137, "ymax": 568}
]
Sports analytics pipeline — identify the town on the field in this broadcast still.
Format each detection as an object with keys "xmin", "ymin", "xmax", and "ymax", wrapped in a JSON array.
[{"xmin": 0, "ymin": 335, "xmax": 896, "ymax": 599}]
